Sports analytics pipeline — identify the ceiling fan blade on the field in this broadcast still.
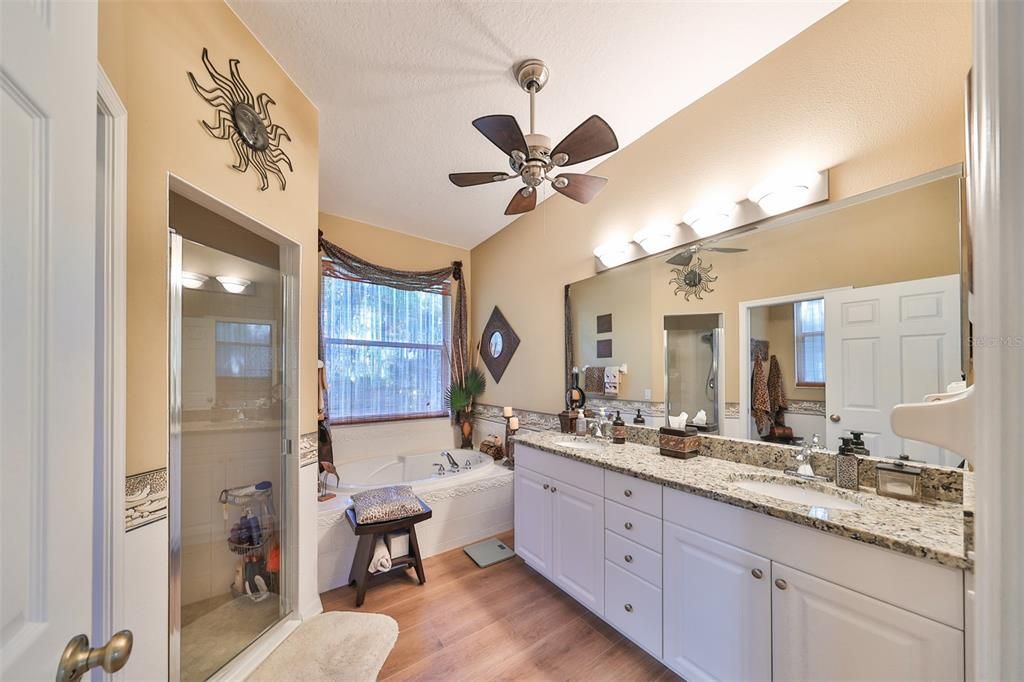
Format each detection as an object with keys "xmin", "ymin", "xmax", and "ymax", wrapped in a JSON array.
[
  {"xmin": 703, "ymin": 247, "xmax": 748, "ymax": 253},
  {"xmin": 504, "ymin": 187, "xmax": 537, "ymax": 215},
  {"xmin": 449, "ymin": 172, "xmax": 510, "ymax": 187},
  {"xmin": 666, "ymin": 250, "xmax": 695, "ymax": 267},
  {"xmin": 473, "ymin": 114, "xmax": 528, "ymax": 159},
  {"xmin": 551, "ymin": 115, "xmax": 619, "ymax": 167},
  {"xmin": 553, "ymin": 173, "xmax": 608, "ymax": 204}
]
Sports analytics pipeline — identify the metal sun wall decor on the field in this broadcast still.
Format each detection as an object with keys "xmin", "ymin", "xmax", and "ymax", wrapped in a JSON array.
[
  {"xmin": 188, "ymin": 48, "xmax": 293, "ymax": 191},
  {"xmin": 669, "ymin": 257, "xmax": 718, "ymax": 300}
]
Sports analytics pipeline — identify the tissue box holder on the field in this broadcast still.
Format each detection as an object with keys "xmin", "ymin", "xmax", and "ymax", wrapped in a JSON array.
[{"xmin": 659, "ymin": 426, "xmax": 700, "ymax": 459}]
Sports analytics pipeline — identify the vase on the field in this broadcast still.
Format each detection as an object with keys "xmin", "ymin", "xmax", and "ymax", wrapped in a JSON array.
[{"xmin": 459, "ymin": 412, "xmax": 474, "ymax": 448}]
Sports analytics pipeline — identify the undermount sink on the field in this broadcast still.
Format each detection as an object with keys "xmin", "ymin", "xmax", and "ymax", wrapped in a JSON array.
[
  {"xmin": 553, "ymin": 440, "xmax": 601, "ymax": 451},
  {"xmin": 735, "ymin": 478, "xmax": 863, "ymax": 511}
]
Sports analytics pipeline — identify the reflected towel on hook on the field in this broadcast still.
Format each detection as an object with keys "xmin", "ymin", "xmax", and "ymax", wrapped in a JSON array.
[
  {"xmin": 604, "ymin": 366, "xmax": 620, "ymax": 396},
  {"xmin": 584, "ymin": 366, "xmax": 605, "ymax": 393},
  {"xmin": 752, "ymin": 357, "xmax": 772, "ymax": 435}
]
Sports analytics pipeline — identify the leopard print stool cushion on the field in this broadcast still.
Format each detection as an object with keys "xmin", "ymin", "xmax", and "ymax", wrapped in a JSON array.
[{"xmin": 350, "ymin": 485, "xmax": 423, "ymax": 525}]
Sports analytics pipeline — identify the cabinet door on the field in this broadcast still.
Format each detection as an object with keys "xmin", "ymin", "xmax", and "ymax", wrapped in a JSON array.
[
  {"xmin": 551, "ymin": 480, "xmax": 605, "ymax": 615},
  {"xmin": 664, "ymin": 522, "xmax": 771, "ymax": 682},
  {"xmin": 514, "ymin": 467, "xmax": 552, "ymax": 576},
  {"xmin": 772, "ymin": 562, "xmax": 964, "ymax": 682}
]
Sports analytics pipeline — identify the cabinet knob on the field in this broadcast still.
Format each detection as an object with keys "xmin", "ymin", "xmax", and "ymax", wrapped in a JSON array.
[
  {"xmin": 550, "ymin": 486, "xmax": 557, "ymax": 493},
  {"xmin": 751, "ymin": 568, "xmax": 763, "ymax": 580},
  {"xmin": 830, "ymin": 414, "xmax": 841, "ymax": 423},
  {"xmin": 624, "ymin": 603, "xmax": 633, "ymax": 613},
  {"xmin": 624, "ymin": 489, "xmax": 633, "ymax": 497},
  {"xmin": 624, "ymin": 554, "xmax": 633, "ymax": 563},
  {"xmin": 542, "ymin": 483, "xmax": 549, "ymax": 490},
  {"xmin": 624, "ymin": 522, "xmax": 633, "ymax": 530},
  {"xmin": 775, "ymin": 578, "xmax": 788, "ymax": 590}
]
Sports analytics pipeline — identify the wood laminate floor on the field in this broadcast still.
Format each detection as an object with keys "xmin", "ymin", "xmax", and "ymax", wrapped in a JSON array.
[{"xmin": 321, "ymin": 531, "xmax": 680, "ymax": 681}]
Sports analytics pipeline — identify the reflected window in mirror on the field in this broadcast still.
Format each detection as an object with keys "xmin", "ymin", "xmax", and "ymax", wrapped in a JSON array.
[
  {"xmin": 794, "ymin": 299, "xmax": 825, "ymax": 387},
  {"xmin": 489, "ymin": 330, "xmax": 503, "ymax": 358}
]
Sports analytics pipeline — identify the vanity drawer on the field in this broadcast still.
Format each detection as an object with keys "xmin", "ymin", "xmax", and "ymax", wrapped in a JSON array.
[
  {"xmin": 605, "ymin": 530, "xmax": 661, "ymax": 587},
  {"xmin": 604, "ymin": 470, "xmax": 662, "ymax": 517},
  {"xmin": 604, "ymin": 561, "xmax": 662, "ymax": 658},
  {"xmin": 516, "ymin": 444, "xmax": 604, "ymax": 496},
  {"xmin": 605, "ymin": 500, "xmax": 662, "ymax": 552}
]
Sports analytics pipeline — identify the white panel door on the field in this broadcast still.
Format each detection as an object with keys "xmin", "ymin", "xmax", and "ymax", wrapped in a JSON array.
[
  {"xmin": 663, "ymin": 522, "xmax": 771, "ymax": 682},
  {"xmin": 1, "ymin": 0, "xmax": 101, "ymax": 678},
  {"xmin": 825, "ymin": 275, "xmax": 961, "ymax": 464},
  {"xmin": 513, "ymin": 467, "xmax": 552, "ymax": 576},
  {"xmin": 772, "ymin": 562, "xmax": 964, "ymax": 682},
  {"xmin": 551, "ymin": 480, "xmax": 605, "ymax": 615}
]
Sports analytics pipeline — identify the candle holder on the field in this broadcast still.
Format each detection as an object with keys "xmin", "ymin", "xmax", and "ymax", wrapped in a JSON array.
[{"xmin": 503, "ymin": 414, "xmax": 520, "ymax": 469}]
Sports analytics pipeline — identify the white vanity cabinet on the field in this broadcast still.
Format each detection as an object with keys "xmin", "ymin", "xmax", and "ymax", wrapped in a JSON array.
[
  {"xmin": 771, "ymin": 562, "xmax": 964, "ymax": 682},
  {"xmin": 513, "ymin": 445, "xmax": 966, "ymax": 682},
  {"xmin": 663, "ymin": 522, "xmax": 772, "ymax": 682},
  {"xmin": 514, "ymin": 446, "xmax": 605, "ymax": 615}
]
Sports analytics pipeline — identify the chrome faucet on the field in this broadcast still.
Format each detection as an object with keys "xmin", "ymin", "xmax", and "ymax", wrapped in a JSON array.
[
  {"xmin": 785, "ymin": 434, "xmax": 831, "ymax": 482},
  {"xmin": 442, "ymin": 451, "xmax": 460, "ymax": 472}
]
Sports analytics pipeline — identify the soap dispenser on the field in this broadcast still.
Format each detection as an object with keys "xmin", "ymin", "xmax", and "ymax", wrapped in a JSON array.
[
  {"xmin": 633, "ymin": 409, "xmax": 645, "ymax": 425},
  {"xmin": 612, "ymin": 411, "xmax": 626, "ymax": 444},
  {"xmin": 849, "ymin": 431, "xmax": 870, "ymax": 456},
  {"xmin": 575, "ymin": 409, "xmax": 588, "ymax": 437},
  {"xmin": 835, "ymin": 437, "xmax": 860, "ymax": 490}
]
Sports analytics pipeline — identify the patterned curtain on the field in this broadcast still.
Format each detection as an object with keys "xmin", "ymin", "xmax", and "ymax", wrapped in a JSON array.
[{"xmin": 317, "ymin": 232, "xmax": 468, "ymax": 465}]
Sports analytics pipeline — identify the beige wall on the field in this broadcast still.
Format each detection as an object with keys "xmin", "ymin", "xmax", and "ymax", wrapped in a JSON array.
[
  {"xmin": 471, "ymin": 0, "xmax": 970, "ymax": 415},
  {"xmin": 100, "ymin": 0, "xmax": 320, "ymax": 475}
]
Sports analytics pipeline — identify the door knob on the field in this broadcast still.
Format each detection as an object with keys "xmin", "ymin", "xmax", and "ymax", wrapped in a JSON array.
[
  {"xmin": 624, "ymin": 603, "xmax": 634, "ymax": 613},
  {"xmin": 624, "ymin": 489, "xmax": 633, "ymax": 497},
  {"xmin": 624, "ymin": 522, "xmax": 633, "ymax": 530},
  {"xmin": 830, "ymin": 414, "xmax": 841, "ymax": 423},
  {"xmin": 751, "ymin": 568, "xmax": 763, "ymax": 579},
  {"xmin": 57, "ymin": 630, "xmax": 133, "ymax": 682},
  {"xmin": 624, "ymin": 554, "xmax": 633, "ymax": 563},
  {"xmin": 775, "ymin": 579, "xmax": 788, "ymax": 590}
]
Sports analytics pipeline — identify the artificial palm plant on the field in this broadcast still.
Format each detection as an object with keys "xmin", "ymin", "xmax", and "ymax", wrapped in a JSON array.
[{"xmin": 446, "ymin": 340, "xmax": 486, "ymax": 448}]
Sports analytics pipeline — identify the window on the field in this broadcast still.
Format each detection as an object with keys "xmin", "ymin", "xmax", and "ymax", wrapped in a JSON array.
[
  {"xmin": 216, "ymin": 321, "xmax": 273, "ymax": 378},
  {"xmin": 794, "ymin": 299, "xmax": 825, "ymax": 386},
  {"xmin": 321, "ymin": 276, "xmax": 450, "ymax": 424}
]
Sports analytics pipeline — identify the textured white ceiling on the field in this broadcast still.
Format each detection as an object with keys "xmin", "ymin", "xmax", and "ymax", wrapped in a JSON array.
[{"xmin": 229, "ymin": 1, "xmax": 843, "ymax": 248}]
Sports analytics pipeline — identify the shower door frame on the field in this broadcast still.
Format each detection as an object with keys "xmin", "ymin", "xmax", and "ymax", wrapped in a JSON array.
[{"xmin": 167, "ymin": 175, "xmax": 302, "ymax": 681}]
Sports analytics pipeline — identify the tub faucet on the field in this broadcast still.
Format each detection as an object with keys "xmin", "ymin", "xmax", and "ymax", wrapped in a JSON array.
[
  {"xmin": 443, "ymin": 451, "xmax": 460, "ymax": 472},
  {"xmin": 434, "ymin": 462, "xmax": 446, "ymax": 476}
]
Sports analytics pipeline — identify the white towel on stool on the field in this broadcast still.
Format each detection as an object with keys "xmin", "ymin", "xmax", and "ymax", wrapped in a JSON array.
[{"xmin": 369, "ymin": 537, "xmax": 392, "ymax": 574}]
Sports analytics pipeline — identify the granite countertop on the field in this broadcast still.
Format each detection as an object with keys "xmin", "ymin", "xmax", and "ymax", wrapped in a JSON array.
[{"xmin": 513, "ymin": 430, "xmax": 970, "ymax": 570}]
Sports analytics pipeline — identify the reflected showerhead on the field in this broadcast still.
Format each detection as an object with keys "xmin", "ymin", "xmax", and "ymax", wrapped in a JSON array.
[{"xmin": 700, "ymin": 331, "xmax": 714, "ymax": 343}]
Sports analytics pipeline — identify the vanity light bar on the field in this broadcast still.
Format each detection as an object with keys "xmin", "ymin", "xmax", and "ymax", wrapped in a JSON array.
[{"xmin": 593, "ymin": 169, "xmax": 829, "ymax": 272}]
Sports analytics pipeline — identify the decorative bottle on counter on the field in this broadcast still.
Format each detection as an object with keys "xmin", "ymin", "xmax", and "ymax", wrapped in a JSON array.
[
  {"xmin": 612, "ymin": 411, "xmax": 626, "ymax": 444},
  {"xmin": 835, "ymin": 437, "xmax": 860, "ymax": 490}
]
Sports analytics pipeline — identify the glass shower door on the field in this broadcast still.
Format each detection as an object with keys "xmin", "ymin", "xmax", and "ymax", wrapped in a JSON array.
[
  {"xmin": 664, "ymin": 314, "xmax": 722, "ymax": 433},
  {"xmin": 170, "ymin": 233, "xmax": 290, "ymax": 681}
]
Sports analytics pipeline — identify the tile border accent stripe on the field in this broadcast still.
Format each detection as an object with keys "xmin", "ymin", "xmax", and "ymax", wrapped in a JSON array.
[
  {"xmin": 300, "ymin": 431, "xmax": 318, "ymax": 467},
  {"xmin": 125, "ymin": 467, "xmax": 168, "ymax": 531}
]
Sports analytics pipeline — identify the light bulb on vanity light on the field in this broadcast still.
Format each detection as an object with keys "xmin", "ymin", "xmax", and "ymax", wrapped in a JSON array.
[
  {"xmin": 683, "ymin": 200, "xmax": 738, "ymax": 237},
  {"xmin": 215, "ymin": 276, "xmax": 251, "ymax": 294},
  {"xmin": 593, "ymin": 241, "xmax": 632, "ymax": 268},
  {"xmin": 633, "ymin": 223, "xmax": 677, "ymax": 254},
  {"xmin": 180, "ymin": 272, "xmax": 209, "ymax": 290},
  {"xmin": 748, "ymin": 170, "xmax": 818, "ymax": 215}
]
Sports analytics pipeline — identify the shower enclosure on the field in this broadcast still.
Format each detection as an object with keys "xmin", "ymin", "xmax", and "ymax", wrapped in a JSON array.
[
  {"xmin": 664, "ymin": 313, "xmax": 723, "ymax": 433},
  {"xmin": 168, "ymin": 187, "xmax": 298, "ymax": 681}
]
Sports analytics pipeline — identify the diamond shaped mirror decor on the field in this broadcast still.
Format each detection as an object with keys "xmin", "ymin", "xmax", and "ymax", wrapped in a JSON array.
[{"xmin": 480, "ymin": 306, "xmax": 520, "ymax": 383}]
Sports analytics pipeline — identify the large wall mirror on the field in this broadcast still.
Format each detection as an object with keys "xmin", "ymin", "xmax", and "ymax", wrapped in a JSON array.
[{"xmin": 566, "ymin": 167, "xmax": 967, "ymax": 466}]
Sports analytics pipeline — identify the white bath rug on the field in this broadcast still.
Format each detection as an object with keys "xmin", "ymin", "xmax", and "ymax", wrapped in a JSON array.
[{"xmin": 247, "ymin": 611, "xmax": 398, "ymax": 682}]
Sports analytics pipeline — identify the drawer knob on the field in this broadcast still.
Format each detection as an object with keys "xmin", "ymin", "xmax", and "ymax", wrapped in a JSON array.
[
  {"xmin": 624, "ymin": 522, "xmax": 633, "ymax": 530},
  {"xmin": 542, "ymin": 483, "xmax": 549, "ymax": 490},
  {"xmin": 624, "ymin": 554, "xmax": 633, "ymax": 563},
  {"xmin": 751, "ymin": 568, "xmax": 763, "ymax": 580},
  {"xmin": 624, "ymin": 489, "xmax": 633, "ymax": 497},
  {"xmin": 624, "ymin": 603, "xmax": 633, "ymax": 613},
  {"xmin": 775, "ymin": 578, "xmax": 788, "ymax": 590}
]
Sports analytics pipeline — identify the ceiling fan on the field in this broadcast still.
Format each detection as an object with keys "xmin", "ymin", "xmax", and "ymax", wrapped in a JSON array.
[
  {"xmin": 449, "ymin": 59, "xmax": 619, "ymax": 216},
  {"xmin": 666, "ymin": 237, "xmax": 749, "ymax": 267}
]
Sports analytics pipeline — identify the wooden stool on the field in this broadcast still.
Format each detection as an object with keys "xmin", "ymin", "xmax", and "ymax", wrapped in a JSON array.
[{"xmin": 345, "ymin": 499, "xmax": 432, "ymax": 607}]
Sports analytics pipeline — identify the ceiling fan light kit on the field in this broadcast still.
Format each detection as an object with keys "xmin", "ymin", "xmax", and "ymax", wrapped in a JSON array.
[
  {"xmin": 449, "ymin": 58, "xmax": 620, "ymax": 215},
  {"xmin": 594, "ymin": 169, "xmax": 830, "ymax": 272}
]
